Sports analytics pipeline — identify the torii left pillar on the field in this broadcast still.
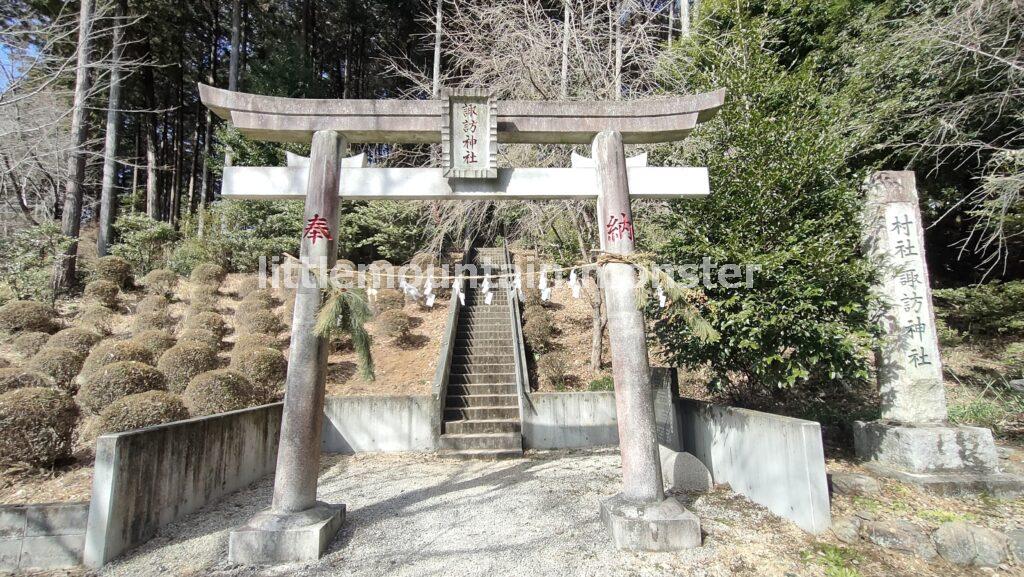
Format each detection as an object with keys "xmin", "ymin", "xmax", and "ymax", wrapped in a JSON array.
[
  {"xmin": 593, "ymin": 130, "xmax": 701, "ymax": 550},
  {"xmin": 229, "ymin": 130, "xmax": 347, "ymax": 564}
]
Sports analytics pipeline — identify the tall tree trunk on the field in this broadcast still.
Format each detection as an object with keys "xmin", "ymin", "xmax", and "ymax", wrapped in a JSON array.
[
  {"xmin": 668, "ymin": 0, "xmax": 674, "ymax": 42},
  {"xmin": 431, "ymin": 0, "xmax": 442, "ymax": 97},
  {"xmin": 130, "ymin": 126, "xmax": 139, "ymax": 211},
  {"xmin": 53, "ymin": 0, "xmax": 95, "ymax": 292},
  {"xmin": 560, "ymin": 0, "xmax": 569, "ymax": 99},
  {"xmin": 187, "ymin": 114, "xmax": 200, "ymax": 214},
  {"xmin": 680, "ymin": 0, "xmax": 689, "ymax": 37},
  {"xmin": 143, "ymin": 49, "xmax": 159, "ymax": 219},
  {"xmin": 229, "ymin": 0, "xmax": 241, "ymax": 91},
  {"xmin": 613, "ymin": 0, "xmax": 622, "ymax": 100},
  {"xmin": 98, "ymin": 0, "xmax": 126, "ymax": 257}
]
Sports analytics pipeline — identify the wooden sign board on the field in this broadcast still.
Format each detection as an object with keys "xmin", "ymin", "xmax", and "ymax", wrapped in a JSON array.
[{"xmin": 442, "ymin": 89, "xmax": 497, "ymax": 179}]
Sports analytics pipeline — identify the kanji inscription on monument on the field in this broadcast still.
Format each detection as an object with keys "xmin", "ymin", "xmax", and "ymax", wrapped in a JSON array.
[
  {"xmin": 441, "ymin": 88, "xmax": 497, "ymax": 179},
  {"xmin": 863, "ymin": 171, "xmax": 946, "ymax": 423}
]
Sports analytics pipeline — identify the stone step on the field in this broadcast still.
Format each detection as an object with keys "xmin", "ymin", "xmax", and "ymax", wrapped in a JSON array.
[
  {"xmin": 454, "ymin": 338, "xmax": 512, "ymax": 347},
  {"xmin": 444, "ymin": 419, "xmax": 521, "ymax": 434},
  {"xmin": 453, "ymin": 345, "xmax": 514, "ymax": 356},
  {"xmin": 452, "ymin": 354, "xmax": 514, "ymax": 365},
  {"xmin": 450, "ymin": 363, "xmax": 516, "ymax": 375},
  {"xmin": 438, "ymin": 448, "xmax": 523, "ymax": 460},
  {"xmin": 439, "ymin": 432, "xmax": 522, "ymax": 451},
  {"xmin": 447, "ymin": 383, "xmax": 517, "ymax": 396},
  {"xmin": 454, "ymin": 332, "xmax": 512, "ymax": 341},
  {"xmin": 458, "ymin": 318, "xmax": 510, "ymax": 326},
  {"xmin": 445, "ymin": 394, "xmax": 518, "ymax": 408},
  {"xmin": 444, "ymin": 406, "xmax": 519, "ymax": 421},
  {"xmin": 448, "ymin": 373, "xmax": 517, "ymax": 385}
]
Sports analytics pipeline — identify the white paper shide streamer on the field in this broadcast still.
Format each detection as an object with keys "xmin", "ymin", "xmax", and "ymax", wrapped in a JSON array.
[{"xmin": 569, "ymin": 269, "xmax": 582, "ymax": 299}]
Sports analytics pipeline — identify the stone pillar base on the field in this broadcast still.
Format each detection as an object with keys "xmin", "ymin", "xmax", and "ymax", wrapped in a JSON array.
[
  {"xmin": 228, "ymin": 502, "xmax": 345, "ymax": 565},
  {"xmin": 854, "ymin": 420, "xmax": 1022, "ymax": 496},
  {"xmin": 600, "ymin": 494, "xmax": 701, "ymax": 551}
]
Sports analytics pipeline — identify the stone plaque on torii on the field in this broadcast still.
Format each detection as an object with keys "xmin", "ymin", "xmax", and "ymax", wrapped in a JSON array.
[{"xmin": 199, "ymin": 84, "xmax": 725, "ymax": 564}]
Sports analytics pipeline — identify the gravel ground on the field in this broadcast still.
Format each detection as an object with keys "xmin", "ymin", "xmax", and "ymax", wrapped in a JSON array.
[{"xmin": 98, "ymin": 449, "xmax": 818, "ymax": 577}]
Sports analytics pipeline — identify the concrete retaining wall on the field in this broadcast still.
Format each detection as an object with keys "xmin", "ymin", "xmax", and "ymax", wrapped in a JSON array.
[
  {"xmin": 651, "ymin": 368, "xmax": 831, "ymax": 533},
  {"xmin": 676, "ymin": 399, "xmax": 831, "ymax": 533},
  {"xmin": 0, "ymin": 502, "xmax": 89, "ymax": 572},
  {"xmin": 522, "ymin": 392, "xmax": 619, "ymax": 449},
  {"xmin": 84, "ymin": 403, "xmax": 283, "ymax": 568},
  {"xmin": 322, "ymin": 395, "xmax": 434, "ymax": 453}
]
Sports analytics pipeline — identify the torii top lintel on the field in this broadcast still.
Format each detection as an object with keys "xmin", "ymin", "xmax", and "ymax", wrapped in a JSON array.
[{"xmin": 198, "ymin": 84, "xmax": 725, "ymax": 145}]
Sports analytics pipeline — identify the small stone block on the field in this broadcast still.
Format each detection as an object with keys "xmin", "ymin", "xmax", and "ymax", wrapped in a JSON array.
[
  {"xmin": 659, "ymin": 446, "xmax": 712, "ymax": 493},
  {"xmin": 25, "ymin": 502, "xmax": 90, "ymax": 537},
  {"xmin": 18, "ymin": 534, "xmax": 85, "ymax": 570},
  {"xmin": 229, "ymin": 503, "xmax": 345, "ymax": 565},
  {"xmin": 0, "ymin": 507, "xmax": 26, "ymax": 539},
  {"xmin": 600, "ymin": 494, "xmax": 701, "ymax": 551},
  {"xmin": 829, "ymin": 473, "xmax": 881, "ymax": 496},
  {"xmin": 854, "ymin": 421, "xmax": 999, "ymax": 473},
  {"xmin": 0, "ymin": 538, "xmax": 21, "ymax": 572}
]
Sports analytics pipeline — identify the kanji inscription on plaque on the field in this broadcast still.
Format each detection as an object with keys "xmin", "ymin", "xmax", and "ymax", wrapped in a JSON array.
[{"xmin": 441, "ymin": 88, "xmax": 497, "ymax": 179}]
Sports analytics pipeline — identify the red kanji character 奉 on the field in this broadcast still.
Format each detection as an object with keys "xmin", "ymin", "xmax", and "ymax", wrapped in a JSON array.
[{"xmin": 303, "ymin": 213, "xmax": 332, "ymax": 245}]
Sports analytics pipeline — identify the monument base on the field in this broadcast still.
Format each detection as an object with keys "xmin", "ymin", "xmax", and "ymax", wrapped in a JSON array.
[
  {"xmin": 854, "ymin": 420, "xmax": 1022, "ymax": 496},
  {"xmin": 600, "ymin": 494, "xmax": 701, "ymax": 551},
  {"xmin": 228, "ymin": 502, "xmax": 345, "ymax": 565},
  {"xmin": 862, "ymin": 462, "xmax": 1023, "ymax": 497}
]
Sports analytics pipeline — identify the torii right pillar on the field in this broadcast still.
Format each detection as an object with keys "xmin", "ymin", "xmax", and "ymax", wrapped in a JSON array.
[
  {"xmin": 855, "ymin": 171, "xmax": 1020, "ymax": 496},
  {"xmin": 593, "ymin": 130, "xmax": 702, "ymax": 550}
]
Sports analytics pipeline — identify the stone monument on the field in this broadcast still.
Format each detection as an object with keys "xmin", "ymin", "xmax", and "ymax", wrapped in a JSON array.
[{"xmin": 854, "ymin": 171, "xmax": 1021, "ymax": 496}]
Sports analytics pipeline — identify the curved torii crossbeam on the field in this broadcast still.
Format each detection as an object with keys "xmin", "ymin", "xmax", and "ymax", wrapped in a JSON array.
[
  {"xmin": 199, "ymin": 83, "xmax": 725, "ymax": 144},
  {"xmin": 202, "ymin": 83, "xmax": 726, "ymax": 565}
]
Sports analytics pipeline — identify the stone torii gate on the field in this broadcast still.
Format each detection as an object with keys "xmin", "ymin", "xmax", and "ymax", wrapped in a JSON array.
[{"xmin": 199, "ymin": 84, "xmax": 725, "ymax": 564}]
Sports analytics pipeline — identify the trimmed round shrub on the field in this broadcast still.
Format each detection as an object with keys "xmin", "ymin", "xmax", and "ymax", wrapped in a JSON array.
[
  {"xmin": 11, "ymin": 331, "xmax": 52, "ymax": 357},
  {"xmin": 188, "ymin": 286, "xmax": 220, "ymax": 316},
  {"xmin": 83, "ymin": 280, "xmax": 120, "ymax": 308},
  {"xmin": 374, "ymin": 289, "xmax": 405, "ymax": 314},
  {"xmin": 523, "ymin": 315, "xmax": 556, "ymax": 352},
  {"xmin": 538, "ymin": 353, "xmax": 571, "ymax": 389},
  {"xmin": 190, "ymin": 263, "xmax": 227, "ymax": 287},
  {"xmin": 241, "ymin": 289, "xmax": 276, "ymax": 309},
  {"xmin": 523, "ymin": 289, "xmax": 543, "ymax": 308},
  {"xmin": 26, "ymin": 347, "xmax": 84, "ymax": 392},
  {"xmin": 236, "ymin": 299, "xmax": 270, "ymax": 324},
  {"xmin": 157, "ymin": 342, "xmax": 220, "ymax": 393},
  {"xmin": 230, "ymin": 346, "xmax": 286, "ymax": 394},
  {"xmin": 182, "ymin": 370, "xmax": 256, "ymax": 416},
  {"xmin": 92, "ymin": 255, "xmax": 133, "ymax": 288},
  {"xmin": 0, "ymin": 301, "xmax": 57, "ymax": 334},
  {"xmin": 183, "ymin": 311, "xmax": 227, "ymax": 338},
  {"xmin": 45, "ymin": 328, "xmax": 102, "ymax": 356},
  {"xmin": 178, "ymin": 328, "xmax": 221, "ymax": 350},
  {"xmin": 0, "ymin": 369, "xmax": 53, "ymax": 394},
  {"xmin": 237, "ymin": 310, "xmax": 283, "ymax": 336},
  {"xmin": 75, "ymin": 305, "xmax": 115, "ymax": 335},
  {"xmin": 97, "ymin": 391, "xmax": 189, "ymax": 434},
  {"xmin": 141, "ymin": 269, "xmax": 178, "ymax": 296},
  {"xmin": 132, "ymin": 310, "xmax": 174, "ymax": 333},
  {"xmin": 376, "ymin": 310, "xmax": 411, "ymax": 341},
  {"xmin": 131, "ymin": 330, "xmax": 176, "ymax": 358},
  {"xmin": 234, "ymin": 333, "xmax": 279, "ymax": 351},
  {"xmin": 0, "ymin": 387, "xmax": 77, "ymax": 466},
  {"xmin": 81, "ymin": 340, "xmax": 155, "ymax": 380},
  {"xmin": 135, "ymin": 294, "xmax": 170, "ymax": 316},
  {"xmin": 76, "ymin": 361, "xmax": 167, "ymax": 415},
  {"xmin": 234, "ymin": 276, "xmax": 260, "ymax": 298}
]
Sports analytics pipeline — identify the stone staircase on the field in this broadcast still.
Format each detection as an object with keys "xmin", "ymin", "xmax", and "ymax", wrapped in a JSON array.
[{"xmin": 439, "ymin": 248, "xmax": 524, "ymax": 459}]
